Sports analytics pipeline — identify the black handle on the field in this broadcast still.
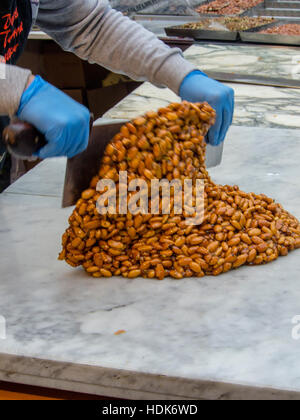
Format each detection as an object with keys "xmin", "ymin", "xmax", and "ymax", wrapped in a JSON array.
[
  {"xmin": 3, "ymin": 115, "xmax": 94, "ymax": 159},
  {"xmin": 2, "ymin": 121, "xmax": 46, "ymax": 158}
]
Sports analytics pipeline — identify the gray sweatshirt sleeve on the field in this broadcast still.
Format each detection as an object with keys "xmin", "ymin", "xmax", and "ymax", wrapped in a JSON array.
[
  {"xmin": 0, "ymin": 0, "xmax": 196, "ymax": 118},
  {"xmin": 0, "ymin": 64, "xmax": 32, "ymax": 117},
  {"xmin": 36, "ymin": 0, "xmax": 196, "ymax": 94}
]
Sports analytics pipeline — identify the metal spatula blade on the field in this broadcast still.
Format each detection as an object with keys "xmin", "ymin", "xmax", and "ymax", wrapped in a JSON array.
[{"xmin": 62, "ymin": 121, "xmax": 125, "ymax": 207}]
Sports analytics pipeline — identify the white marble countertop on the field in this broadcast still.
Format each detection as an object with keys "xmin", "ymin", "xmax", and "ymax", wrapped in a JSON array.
[
  {"xmin": 28, "ymin": 30, "xmax": 51, "ymax": 40},
  {"xmin": 1, "ymin": 125, "xmax": 300, "ymax": 399},
  {"xmin": 104, "ymin": 44, "xmax": 300, "ymax": 130},
  {"xmin": 28, "ymin": 27, "xmax": 300, "ymax": 131},
  {"xmin": 184, "ymin": 44, "xmax": 300, "ymax": 81}
]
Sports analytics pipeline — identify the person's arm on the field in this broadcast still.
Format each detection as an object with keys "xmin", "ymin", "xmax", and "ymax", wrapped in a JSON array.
[
  {"xmin": 0, "ymin": 64, "xmax": 32, "ymax": 117},
  {"xmin": 36, "ymin": 0, "xmax": 195, "ymax": 94},
  {"xmin": 0, "ymin": 0, "xmax": 233, "ymax": 160},
  {"xmin": 0, "ymin": 65, "xmax": 91, "ymax": 159},
  {"xmin": 36, "ymin": 0, "xmax": 234, "ymax": 146}
]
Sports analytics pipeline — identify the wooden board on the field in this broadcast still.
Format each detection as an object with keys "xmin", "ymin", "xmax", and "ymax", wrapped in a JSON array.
[{"xmin": 0, "ymin": 381, "xmax": 116, "ymax": 400}]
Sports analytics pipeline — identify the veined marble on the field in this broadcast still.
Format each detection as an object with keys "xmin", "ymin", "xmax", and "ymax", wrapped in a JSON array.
[
  {"xmin": 185, "ymin": 43, "xmax": 300, "ymax": 81},
  {"xmin": 104, "ymin": 43, "xmax": 300, "ymax": 130},
  {"xmin": 4, "ymin": 158, "xmax": 67, "ymax": 198},
  {"xmin": 104, "ymin": 81, "xmax": 300, "ymax": 130},
  {"xmin": 0, "ymin": 126, "xmax": 300, "ymax": 399}
]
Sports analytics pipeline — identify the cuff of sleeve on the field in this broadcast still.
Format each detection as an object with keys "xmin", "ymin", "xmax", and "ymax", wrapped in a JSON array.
[
  {"xmin": 0, "ymin": 64, "xmax": 32, "ymax": 118},
  {"xmin": 153, "ymin": 53, "xmax": 197, "ymax": 96}
]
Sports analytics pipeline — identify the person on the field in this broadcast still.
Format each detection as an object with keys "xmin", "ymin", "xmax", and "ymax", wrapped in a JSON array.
[{"xmin": 0, "ymin": 0, "xmax": 234, "ymax": 187}]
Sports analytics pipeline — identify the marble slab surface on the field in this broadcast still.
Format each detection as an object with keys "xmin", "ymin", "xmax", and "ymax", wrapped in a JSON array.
[
  {"xmin": 1, "ymin": 126, "xmax": 300, "ymax": 399},
  {"xmin": 104, "ymin": 81, "xmax": 300, "ymax": 130},
  {"xmin": 185, "ymin": 43, "xmax": 300, "ymax": 81},
  {"xmin": 103, "ymin": 43, "xmax": 300, "ymax": 130},
  {"xmin": 28, "ymin": 30, "xmax": 51, "ymax": 40},
  {"xmin": 5, "ymin": 158, "xmax": 67, "ymax": 197},
  {"xmin": 109, "ymin": 0, "xmax": 201, "ymax": 16},
  {"xmin": 4, "ymin": 158, "xmax": 67, "ymax": 198}
]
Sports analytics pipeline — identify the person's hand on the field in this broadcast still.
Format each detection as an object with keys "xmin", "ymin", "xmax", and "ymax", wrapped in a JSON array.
[
  {"xmin": 179, "ymin": 70, "xmax": 234, "ymax": 146},
  {"xmin": 17, "ymin": 76, "xmax": 90, "ymax": 158}
]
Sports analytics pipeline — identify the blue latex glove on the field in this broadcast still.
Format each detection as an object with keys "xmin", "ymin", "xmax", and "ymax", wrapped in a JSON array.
[
  {"xmin": 179, "ymin": 70, "xmax": 234, "ymax": 146},
  {"xmin": 17, "ymin": 76, "xmax": 90, "ymax": 159}
]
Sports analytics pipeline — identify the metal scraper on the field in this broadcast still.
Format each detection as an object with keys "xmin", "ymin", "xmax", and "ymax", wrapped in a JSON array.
[{"xmin": 3, "ymin": 118, "xmax": 223, "ymax": 208}]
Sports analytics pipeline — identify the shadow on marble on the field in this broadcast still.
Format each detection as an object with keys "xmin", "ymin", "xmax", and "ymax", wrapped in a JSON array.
[{"xmin": 4, "ymin": 158, "xmax": 67, "ymax": 198}]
